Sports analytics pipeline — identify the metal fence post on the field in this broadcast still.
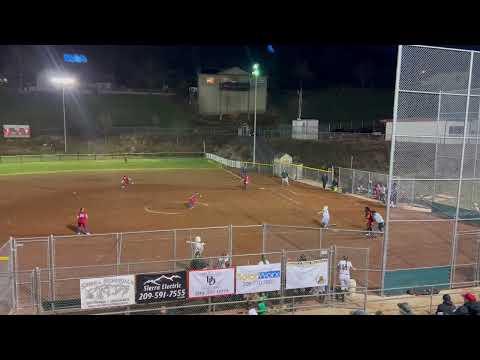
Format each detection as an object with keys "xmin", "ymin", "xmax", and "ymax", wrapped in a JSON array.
[
  {"xmin": 363, "ymin": 287, "xmax": 367, "ymax": 312},
  {"xmin": 411, "ymin": 180, "xmax": 415, "ymax": 205},
  {"xmin": 30, "ymin": 269, "xmax": 36, "ymax": 313},
  {"xmin": 173, "ymin": 230, "xmax": 177, "ymax": 271},
  {"xmin": 330, "ymin": 245, "xmax": 336, "ymax": 301},
  {"xmin": 429, "ymin": 286, "xmax": 434, "ymax": 315},
  {"xmin": 48, "ymin": 234, "xmax": 56, "ymax": 304},
  {"xmin": 228, "ymin": 225, "xmax": 233, "ymax": 256},
  {"xmin": 9, "ymin": 237, "xmax": 17, "ymax": 311},
  {"xmin": 365, "ymin": 248, "xmax": 370, "ymax": 292},
  {"xmin": 116, "ymin": 233, "xmax": 121, "ymax": 275},
  {"xmin": 35, "ymin": 267, "xmax": 42, "ymax": 314},
  {"xmin": 262, "ymin": 224, "xmax": 267, "ymax": 253},
  {"xmin": 281, "ymin": 249, "xmax": 287, "ymax": 309},
  {"xmin": 319, "ymin": 228, "xmax": 323, "ymax": 251},
  {"xmin": 352, "ymin": 169, "xmax": 355, "ymax": 194}
]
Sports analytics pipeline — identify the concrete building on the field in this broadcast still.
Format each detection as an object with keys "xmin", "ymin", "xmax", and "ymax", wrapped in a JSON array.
[
  {"xmin": 198, "ymin": 67, "xmax": 267, "ymax": 116},
  {"xmin": 385, "ymin": 118, "xmax": 475, "ymax": 144}
]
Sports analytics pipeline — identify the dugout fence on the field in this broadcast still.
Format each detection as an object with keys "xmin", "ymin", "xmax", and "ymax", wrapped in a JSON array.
[{"xmin": 7, "ymin": 224, "xmax": 378, "ymax": 311}]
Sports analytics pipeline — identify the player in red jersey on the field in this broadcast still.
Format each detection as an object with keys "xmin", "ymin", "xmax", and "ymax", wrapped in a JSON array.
[
  {"xmin": 187, "ymin": 192, "xmax": 200, "ymax": 209},
  {"xmin": 121, "ymin": 175, "xmax": 133, "ymax": 190},
  {"xmin": 242, "ymin": 174, "xmax": 250, "ymax": 191},
  {"xmin": 76, "ymin": 207, "xmax": 91, "ymax": 235},
  {"xmin": 364, "ymin": 207, "xmax": 374, "ymax": 237}
]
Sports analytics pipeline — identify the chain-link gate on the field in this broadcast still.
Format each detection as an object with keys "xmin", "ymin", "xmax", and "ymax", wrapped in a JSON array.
[{"xmin": 384, "ymin": 45, "xmax": 480, "ymax": 292}]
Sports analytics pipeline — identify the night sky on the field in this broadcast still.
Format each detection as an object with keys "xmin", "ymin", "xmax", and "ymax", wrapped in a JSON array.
[{"xmin": 0, "ymin": 44, "xmax": 449, "ymax": 90}]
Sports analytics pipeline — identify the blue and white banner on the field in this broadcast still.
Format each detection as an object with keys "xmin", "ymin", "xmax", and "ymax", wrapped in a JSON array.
[{"xmin": 235, "ymin": 263, "xmax": 281, "ymax": 295}]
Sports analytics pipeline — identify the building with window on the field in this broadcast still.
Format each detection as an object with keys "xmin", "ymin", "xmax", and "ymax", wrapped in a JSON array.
[
  {"xmin": 385, "ymin": 117, "xmax": 477, "ymax": 144},
  {"xmin": 198, "ymin": 67, "xmax": 267, "ymax": 116}
]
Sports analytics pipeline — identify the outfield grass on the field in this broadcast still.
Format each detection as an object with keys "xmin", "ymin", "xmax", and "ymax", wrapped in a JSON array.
[{"xmin": 0, "ymin": 158, "xmax": 219, "ymax": 176}]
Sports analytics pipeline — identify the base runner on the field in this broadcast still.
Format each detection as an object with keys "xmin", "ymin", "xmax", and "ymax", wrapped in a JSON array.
[
  {"xmin": 76, "ymin": 207, "xmax": 91, "ymax": 235},
  {"xmin": 242, "ymin": 174, "xmax": 250, "ymax": 191},
  {"xmin": 121, "ymin": 175, "xmax": 133, "ymax": 190},
  {"xmin": 187, "ymin": 192, "xmax": 200, "ymax": 209}
]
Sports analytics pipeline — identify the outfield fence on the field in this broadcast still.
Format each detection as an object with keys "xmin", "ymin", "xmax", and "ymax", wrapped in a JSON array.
[
  {"xmin": 0, "ymin": 152, "xmax": 205, "ymax": 164},
  {"xmin": 205, "ymin": 153, "xmax": 335, "ymax": 186}
]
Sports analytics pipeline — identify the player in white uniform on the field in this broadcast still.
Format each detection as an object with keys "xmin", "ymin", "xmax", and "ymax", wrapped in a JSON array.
[
  {"xmin": 372, "ymin": 211, "xmax": 385, "ymax": 232},
  {"xmin": 337, "ymin": 256, "xmax": 355, "ymax": 301},
  {"xmin": 319, "ymin": 206, "xmax": 330, "ymax": 228},
  {"xmin": 190, "ymin": 236, "xmax": 205, "ymax": 258}
]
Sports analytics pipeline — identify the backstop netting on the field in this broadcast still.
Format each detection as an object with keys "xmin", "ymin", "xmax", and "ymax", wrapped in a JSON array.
[{"xmin": 384, "ymin": 45, "xmax": 480, "ymax": 290}]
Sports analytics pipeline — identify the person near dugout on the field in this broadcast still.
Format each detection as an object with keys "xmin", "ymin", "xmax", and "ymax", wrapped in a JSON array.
[
  {"xmin": 242, "ymin": 174, "xmax": 250, "ymax": 191},
  {"xmin": 454, "ymin": 293, "xmax": 480, "ymax": 315},
  {"xmin": 436, "ymin": 294, "xmax": 456, "ymax": 315},
  {"xmin": 372, "ymin": 210, "xmax": 385, "ymax": 232},
  {"xmin": 281, "ymin": 169, "xmax": 289, "ymax": 186},
  {"xmin": 321, "ymin": 173, "xmax": 328, "ymax": 190}
]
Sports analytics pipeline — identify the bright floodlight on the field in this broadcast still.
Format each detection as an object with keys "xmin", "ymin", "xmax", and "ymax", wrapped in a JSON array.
[
  {"xmin": 253, "ymin": 63, "xmax": 259, "ymax": 70},
  {"xmin": 50, "ymin": 76, "xmax": 77, "ymax": 86}
]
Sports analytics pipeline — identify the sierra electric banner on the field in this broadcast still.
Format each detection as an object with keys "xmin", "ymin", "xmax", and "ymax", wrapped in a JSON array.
[
  {"xmin": 286, "ymin": 259, "xmax": 329, "ymax": 290},
  {"xmin": 3, "ymin": 125, "xmax": 30, "ymax": 138},
  {"xmin": 235, "ymin": 263, "xmax": 281, "ymax": 295},
  {"xmin": 80, "ymin": 275, "xmax": 136, "ymax": 309},
  {"xmin": 135, "ymin": 272, "xmax": 187, "ymax": 304},
  {"xmin": 188, "ymin": 268, "xmax": 235, "ymax": 298}
]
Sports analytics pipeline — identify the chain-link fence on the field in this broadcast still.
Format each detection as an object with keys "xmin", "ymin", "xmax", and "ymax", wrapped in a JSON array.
[
  {"xmin": 205, "ymin": 153, "xmax": 334, "ymax": 187},
  {"xmin": 24, "ymin": 246, "xmax": 370, "ymax": 314},
  {"xmin": 0, "ymin": 240, "xmax": 12, "ymax": 314},
  {"xmin": 384, "ymin": 45, "xmax": 480, "ymax": 292}
]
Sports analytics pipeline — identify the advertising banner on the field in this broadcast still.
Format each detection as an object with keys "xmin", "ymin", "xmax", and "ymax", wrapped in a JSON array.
[
  {"xmin": 286, "ymin": 259, "xmax": 329, "ymax": 290},
  {"xmin": 135, "ymin": 272, "xmax": 187, "ymax": 304},
  {"xmin": 3, "ymin": 125, "xmax": 30, "ymax": 138},
  {"xmin": 188, "ymin": 268, "xmax": 235, "ymax": 299},
  {"xmin": 235, "ymin": 263, "xmax": 281, "ymax": 295},
  {"xmin": 80, "ymin": 275, "xmax": 135, "ymax": 310}
]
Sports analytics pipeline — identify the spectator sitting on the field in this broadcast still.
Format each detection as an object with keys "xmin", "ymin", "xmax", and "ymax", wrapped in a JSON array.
[
  {"xmin": 217, "ymin": 252, "xmax": 231, "ymax": 268},
  {"xmin": 436, "ymin": 294, "xmax": 456, "ymax": 315},
  {"xmin": 374, "ymin": 310, "xmax": 384, "ymax": 315},
  {"xmin": 398, "ymin": 302, "xmax": 414, "ymax": 315},
  {"xmin": 248, "ymin": 306, "xmax": 258, "ymax": 315},
  {"xmin": 454, "ymin": 293, "xmax": 480, "ymax": 315},
  {"xmin": 257, "ymin": 297, "xmax": 268, "ymax": 315},
  {"xmin": 351, "ymin": 309, "xmax": 368, "ymax": 315},
  {"xmin": 331, "ymin": 178, "xmax": 338, "ymax": 192},
  {"xmin": 258, "ymin": 254, "xmax": 270, "ymax": 265}
]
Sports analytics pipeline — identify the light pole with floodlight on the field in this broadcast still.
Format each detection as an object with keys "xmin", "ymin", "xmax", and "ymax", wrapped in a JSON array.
[
  {"xmin": 252, "ymin": 64, "xmax": 260, "ymax": 163},
  {"xmin": 50, "ymin": 76, "xmax": 77, "ymax": 153}
]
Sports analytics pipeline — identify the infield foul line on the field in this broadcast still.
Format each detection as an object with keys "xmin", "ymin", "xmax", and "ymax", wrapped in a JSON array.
[{"xmin": 220, "ymin": 167, "xmax": 242, "ymax": 180}]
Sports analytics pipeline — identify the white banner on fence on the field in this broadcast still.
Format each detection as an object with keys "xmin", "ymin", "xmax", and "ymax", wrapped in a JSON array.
[
  {"xmin": 188, "ymin": 268, "xmax": 235, "ymax": 298},
  {"xmin": 80, "ymin": 275, "xmax": 136, "ymax": 309},
  {"xmin": 286, "ymin": 259, "xmax": 329, "ymax": 290},
  {"xmin": 235, "ymin": 263, "xmax": 281, "ymax": 295}
]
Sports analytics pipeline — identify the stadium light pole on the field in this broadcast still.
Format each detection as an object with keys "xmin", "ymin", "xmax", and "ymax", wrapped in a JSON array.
[
  {"xmin": 252, "ymin": 64, "xmax": 260, "ymax": 163},
  {"xmin": 50, "ymin": 76, "xmax": 77, "ymax": 153}
]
